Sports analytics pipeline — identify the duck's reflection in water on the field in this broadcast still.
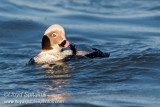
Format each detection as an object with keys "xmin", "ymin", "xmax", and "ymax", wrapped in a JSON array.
[{"xmin": 41, "ymin": 61, "xmax": 74, "ymax": 102}]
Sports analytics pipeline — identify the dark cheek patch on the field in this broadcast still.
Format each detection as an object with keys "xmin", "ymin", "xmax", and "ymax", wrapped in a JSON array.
[{"xmin": 42, "ymin": 36, "xmax": 53, "ymax": 50}]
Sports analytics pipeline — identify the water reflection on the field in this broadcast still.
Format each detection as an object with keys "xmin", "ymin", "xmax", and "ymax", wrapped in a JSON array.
[{"xmin": 41, "ymin": 61, "xmax": 74, "ymax": 102}]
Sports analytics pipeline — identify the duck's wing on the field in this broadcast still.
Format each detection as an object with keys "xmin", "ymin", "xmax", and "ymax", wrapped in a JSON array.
[
  {"xmin": 28, "ymin": 58, "xmax": 35, "ymax": 65},
  {"xmin": 73, "ymin": 44, "xmax": 110, "ymax": 58},
  {"xmin": 74, "ymin": 44, "xmax": 94, "ymax": 56}
]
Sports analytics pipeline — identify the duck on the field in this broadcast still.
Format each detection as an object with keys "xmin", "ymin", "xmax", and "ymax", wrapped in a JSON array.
[{"xmin": 29, "ymin": 24, "xmax": 110, "ymax": 64}]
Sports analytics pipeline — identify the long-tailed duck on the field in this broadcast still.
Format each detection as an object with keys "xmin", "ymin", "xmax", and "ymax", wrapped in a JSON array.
[{"xmin": 29, "ymin": 24, "xmax": 110, "ymax": 64}]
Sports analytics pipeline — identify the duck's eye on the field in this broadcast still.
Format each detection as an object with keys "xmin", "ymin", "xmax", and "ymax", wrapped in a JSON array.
[{"xmin": 52, "ymin": 33, "xmax": 56, "ymax": 37}]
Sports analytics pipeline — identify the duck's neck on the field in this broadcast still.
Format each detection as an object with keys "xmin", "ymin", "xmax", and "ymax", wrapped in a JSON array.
[{"xmin": 41, "ymin": 48, "xmax": 62, "ymax": 54}]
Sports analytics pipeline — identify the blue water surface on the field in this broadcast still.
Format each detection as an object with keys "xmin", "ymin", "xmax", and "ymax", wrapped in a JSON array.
[{"xmin": 0, "ymin": 0, "xmax": 160, "ymax": 107}]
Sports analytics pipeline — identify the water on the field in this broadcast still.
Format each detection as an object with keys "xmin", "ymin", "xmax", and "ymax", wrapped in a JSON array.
[{"xmin": 0, "ymin": 0, "xmax": 160, "ymax": 106}]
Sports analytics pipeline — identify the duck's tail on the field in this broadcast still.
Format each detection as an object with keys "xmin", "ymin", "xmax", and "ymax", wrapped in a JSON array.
[{"xmin": 85, "ymin": 48, "xmax": 110, "ymax": 58}]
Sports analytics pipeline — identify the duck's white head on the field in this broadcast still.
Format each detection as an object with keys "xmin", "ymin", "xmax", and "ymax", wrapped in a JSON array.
[{"xmin": 42, "ymin": 24, "xmax": 70, "ymax": 52}]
